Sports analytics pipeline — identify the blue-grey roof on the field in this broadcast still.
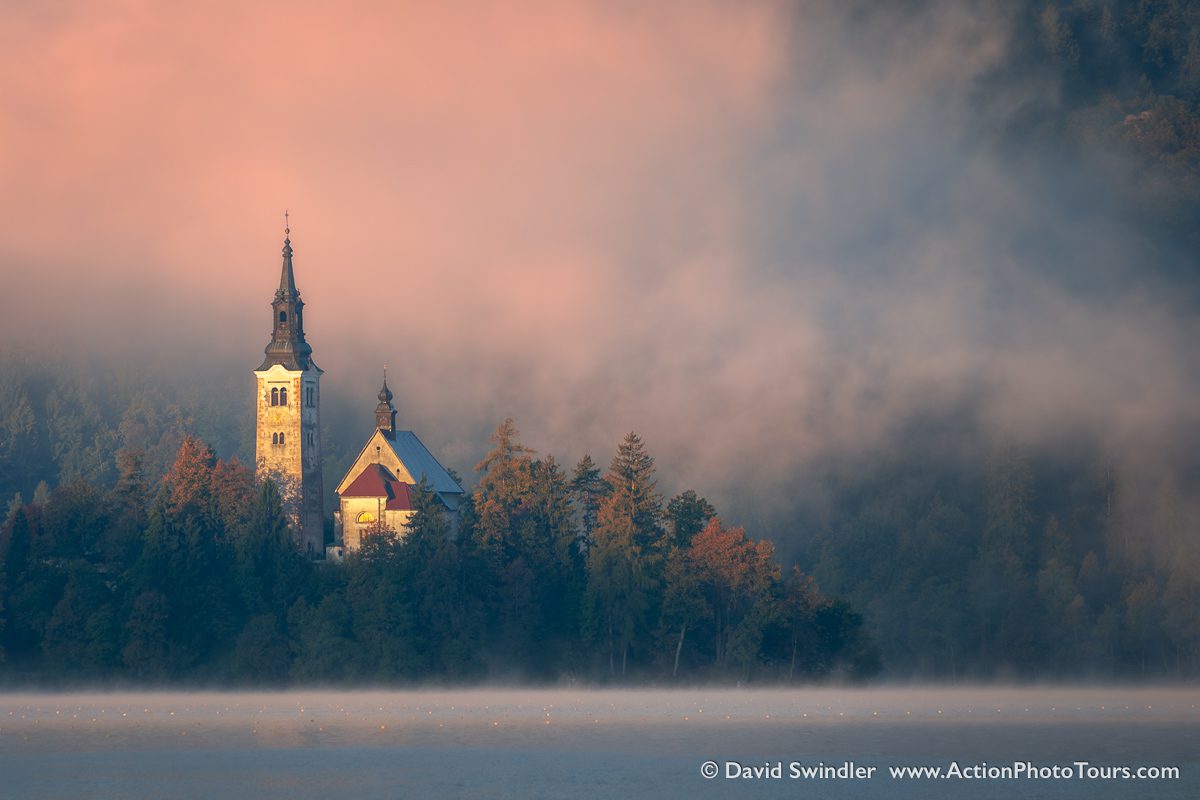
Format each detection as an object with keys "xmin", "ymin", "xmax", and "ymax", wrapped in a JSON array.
[{"xmin": 387, "ymin": 430, "xmax": 464, "ymax": 499}]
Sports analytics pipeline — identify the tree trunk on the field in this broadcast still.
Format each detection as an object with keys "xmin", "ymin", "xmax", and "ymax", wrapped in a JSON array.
[
  {"xmin": 622, "ymin": 642, "xmax": 628, "ymax": 677},
  {"xmin": 788, "ymin": 635, "xmax": 797, "ymax": 681},
  {"xmin": 673, "ymin": 621, "xmax": 687, "ymax": 678}
]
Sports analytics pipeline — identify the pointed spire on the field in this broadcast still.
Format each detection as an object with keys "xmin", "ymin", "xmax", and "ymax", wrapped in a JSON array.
[
  {"xmin": 278, "ymin": 209, "xmax": 298, "ymax": 298},
  {"xmin": 257, "ymin": 213, "xmax": 316, "ymax": 372}
]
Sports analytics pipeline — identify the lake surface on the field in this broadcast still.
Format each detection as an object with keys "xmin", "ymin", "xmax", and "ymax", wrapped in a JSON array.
[{"xmin": 0, "ymin": 687, "xmax": 1196, "ymax": 799}]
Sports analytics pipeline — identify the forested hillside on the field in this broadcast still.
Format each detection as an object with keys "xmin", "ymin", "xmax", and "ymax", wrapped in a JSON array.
[
  {"xmin": 1001, "ymin": 0, "xmax": 1200, "ymax": 249},
  {"xmin": 773, "ymin": 0, "xmax": 1200, "ymax": 678},
  {"xmin": 0, "ymin": 425, "xmax": 875, "ymax": 685}
]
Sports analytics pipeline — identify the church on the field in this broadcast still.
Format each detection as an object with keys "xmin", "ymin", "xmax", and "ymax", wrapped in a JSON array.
[
  {"xmin": 330, "ymin": 375, "xmax": 464, "ymax": 556},
  {"xmin": 254, "ymin": 222, "xmax": 462, "ymax": 558}
]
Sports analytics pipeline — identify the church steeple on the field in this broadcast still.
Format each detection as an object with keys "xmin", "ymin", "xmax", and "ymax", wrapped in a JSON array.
[
  {"xmin": 252, "ymin": 212, "xmax": 325, "ymax": 559},
  {"xmin": 375, "ymin": 369, "xmax": 397, "ymax": 434},
  {"xmin": 258, "ymin": 214, "xmax": 316, "ymax": 371}
]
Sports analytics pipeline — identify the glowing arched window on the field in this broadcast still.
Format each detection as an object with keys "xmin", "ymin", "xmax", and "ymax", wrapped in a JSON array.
[
  {"xmin": 270, "ymin": 387, "xmax": 279, "ymax": 406},
  {"xmin": 280, "ymin": 387, "xmax": 288, "ymax": 406},
  {"xmin": 356, "ymin": 511, "xmax": 376, "ymax": 525}
]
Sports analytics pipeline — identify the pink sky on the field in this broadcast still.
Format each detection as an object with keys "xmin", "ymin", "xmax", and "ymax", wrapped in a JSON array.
[
  {"xmin": 3, "ymin": 1, "xmax": 1198, "ymax": 526},
  {"xmin": 0, "ymin": 1, "xmax": 795, "ymax": 502}
]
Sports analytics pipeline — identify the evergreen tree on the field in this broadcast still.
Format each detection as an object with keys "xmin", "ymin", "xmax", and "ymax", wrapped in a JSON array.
[
  {"xmin": 472, "ymin": 418, "xmax": 535, "ymax": 558},
  {"xmin": 524, "ymin": 455, "xmax": 584, "ymax": 672},
  {"xmin": 404, "ymin": 479, "xmax": 483, "ymax": 676},
  {"xmin": 468, "ymin": 419, "xmax": 544, "ymax": 671},
  {"xmin": 344, "ymin": 522, "xmax": 423, "ymax": 678},
  {"xmin": 570, "ymin": 454, "xmax": 608, "ymax": 549},
  {"xmin": 288, "ymin": 592, "xmax": 354, "ymax": 681},
  {"xmin": 604, "ymin": 432, "xmax": 664, "ymax": 550},
  {"xmin": 666, "ymin": 490, "xmax": 716, "ymax": 548},
  {"xmin": 1, "ymin": 507, "xmax": 64, "ymax": 664},
  {"xmin": 659, "ymin": 544, "xmax": 709, "ymax": 678},
  {"xmin": 0, "ymin": 373, "xmax": 39, "ymax": 499},
  {"xmin": 778, "ymin": 566, "xmax": 825, "ymax": 680},
  {"xmin": 583, "ymin": 432, "xmax": 665, "ymax": 677},
  {"xmin": 584, "ymin": 509, "xmax": 651, "ymax": 677},
  {"xmin": 234, "ymin": 478, "xmax": 311, "ymax": 617},
  {"xmin": 122, "ymin": 590, "xmax": 169, "ymax": 680},
  {"xmin": 43, "ymin": 560, "xmax": 118, "ymax": 677}
]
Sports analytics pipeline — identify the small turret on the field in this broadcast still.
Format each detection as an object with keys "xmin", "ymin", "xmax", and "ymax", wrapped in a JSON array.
[{"xmin": 375, "ymin": 370, "xmax": 397, "ymax": 434}]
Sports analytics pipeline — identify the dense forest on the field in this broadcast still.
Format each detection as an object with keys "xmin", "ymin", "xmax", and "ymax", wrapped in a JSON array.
[
  {"xmin": 3, "ymin": 347, "xmax": 1199, "ymax": 681},
  {"xmin": 0, "ymin": 421, "xmax": 877, "ymax": 685},
  {"xmin": 998, "ymin": 0, "xmax": 1200, "ymax": 255},
  {"xmin": 3, "ymin": 0, "xmax": 1200, "ymax": 683}
]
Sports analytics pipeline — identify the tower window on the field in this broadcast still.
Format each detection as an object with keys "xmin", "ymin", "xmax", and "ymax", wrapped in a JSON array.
[
  {"xmin": 279, "ymin": 311, "xmax": 287, "ymax": 323},
  {"xmin": 279, "ymin": 433, "xmax": 285, "ymax": 446},
  {"xmin": 306, "ymin": 386, "xmax": 315, "ymax": 407},
  {"xmin": 271, "ymin": 387, "xmax": 279, "ymax": 406},
  {"xmin": 307, "ymin": 431, "xmax": 315, "ymax": 446},
  {"xmin": 272, "ymin": 432, "xmax": 279, "ymax": 445},
  {"xmin": 280, "ymin": 387, "xmax": 288, "ymax": 406}
]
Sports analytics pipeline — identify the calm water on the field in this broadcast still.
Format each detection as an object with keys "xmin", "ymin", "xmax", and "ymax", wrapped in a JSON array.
[{"xmin": 0, "ymin": 687, "xmax": 1196, "ymax": 799}]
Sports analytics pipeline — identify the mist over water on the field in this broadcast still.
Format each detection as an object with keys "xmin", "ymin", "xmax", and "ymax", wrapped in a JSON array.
[{"xmin": 1, "ymin": 688, "xmax": 1196, "ymax": 798}]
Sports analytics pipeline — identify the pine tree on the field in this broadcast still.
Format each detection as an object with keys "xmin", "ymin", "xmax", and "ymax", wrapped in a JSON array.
[
  {"xmin": 604, "ymin": 432, "xmax": 664, "ymax": 550},
  {"xmin": 583, "ymin": 432, "xmax": 666, "ymax": 677},
  {"xmin": 235, "ymin": 478, "xmax": 310, "ymax": 617},
  {"xmin": 404, "ymin": 479, "xmax": 480, "ymax": 675},
  {"xmin": 524, "ymin": 455, "xmax": 584, "ymax": 671},
  {"xmin": 666, "ymin": 490, "xmax": 717, "ymax": 548},
  {"xmin": 472, "ymin": 418, "xmax": 535, "ymax": 560},
  {"xmin": 570, "ymin": 454, "xmax": 608, "ymax": 548},
  {"xmin": 468, "ymin": 419, "xmax": 538, "ymax": 668}
]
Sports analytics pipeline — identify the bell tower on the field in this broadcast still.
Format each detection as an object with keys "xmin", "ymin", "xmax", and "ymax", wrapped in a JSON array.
[
  {"xmin": 254, "ymin": 215, "xmax": 325, "ymax": 557},
  {"xmin": 375, "ymin": 370, "xmax": 397, "ymax": 434}
]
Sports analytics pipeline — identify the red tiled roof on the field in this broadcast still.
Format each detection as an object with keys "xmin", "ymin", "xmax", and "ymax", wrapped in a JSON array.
[
  {"xmin": 340, "ymin": 463, "xmax": 414, "ymax": 510},
  {"xmin": 385, "ymin": 481, "xmax": 413, "ymax": 511}
]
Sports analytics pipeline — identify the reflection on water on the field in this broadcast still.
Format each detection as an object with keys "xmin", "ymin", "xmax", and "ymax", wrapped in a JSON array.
[{"xmin": 0, "ymin": 687, "xmax": 1196, "ymax": 799}]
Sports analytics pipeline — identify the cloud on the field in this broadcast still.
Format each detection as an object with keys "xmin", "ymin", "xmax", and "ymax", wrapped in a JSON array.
[{"xmin": 1, "ymin": 1, "xmax": 1198, "ymax": 531}]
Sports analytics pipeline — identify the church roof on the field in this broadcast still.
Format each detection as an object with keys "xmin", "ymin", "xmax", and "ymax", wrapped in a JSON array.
[
  {"xmin": 384, "ymin": 430, "xmax": 464, "ymax": 498},
  {"xmin": 335, "ymin": 428, "xmax": 464, "ymax": 510},
  {"xmin": 340, "ymin": 464, "xmax": 414, "ymax": 510}
]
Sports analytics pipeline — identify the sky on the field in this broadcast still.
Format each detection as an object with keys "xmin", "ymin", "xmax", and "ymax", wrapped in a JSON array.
[{"xmin": 2, "ymin": 0, "xmax": 1198, "ymax": 529}]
